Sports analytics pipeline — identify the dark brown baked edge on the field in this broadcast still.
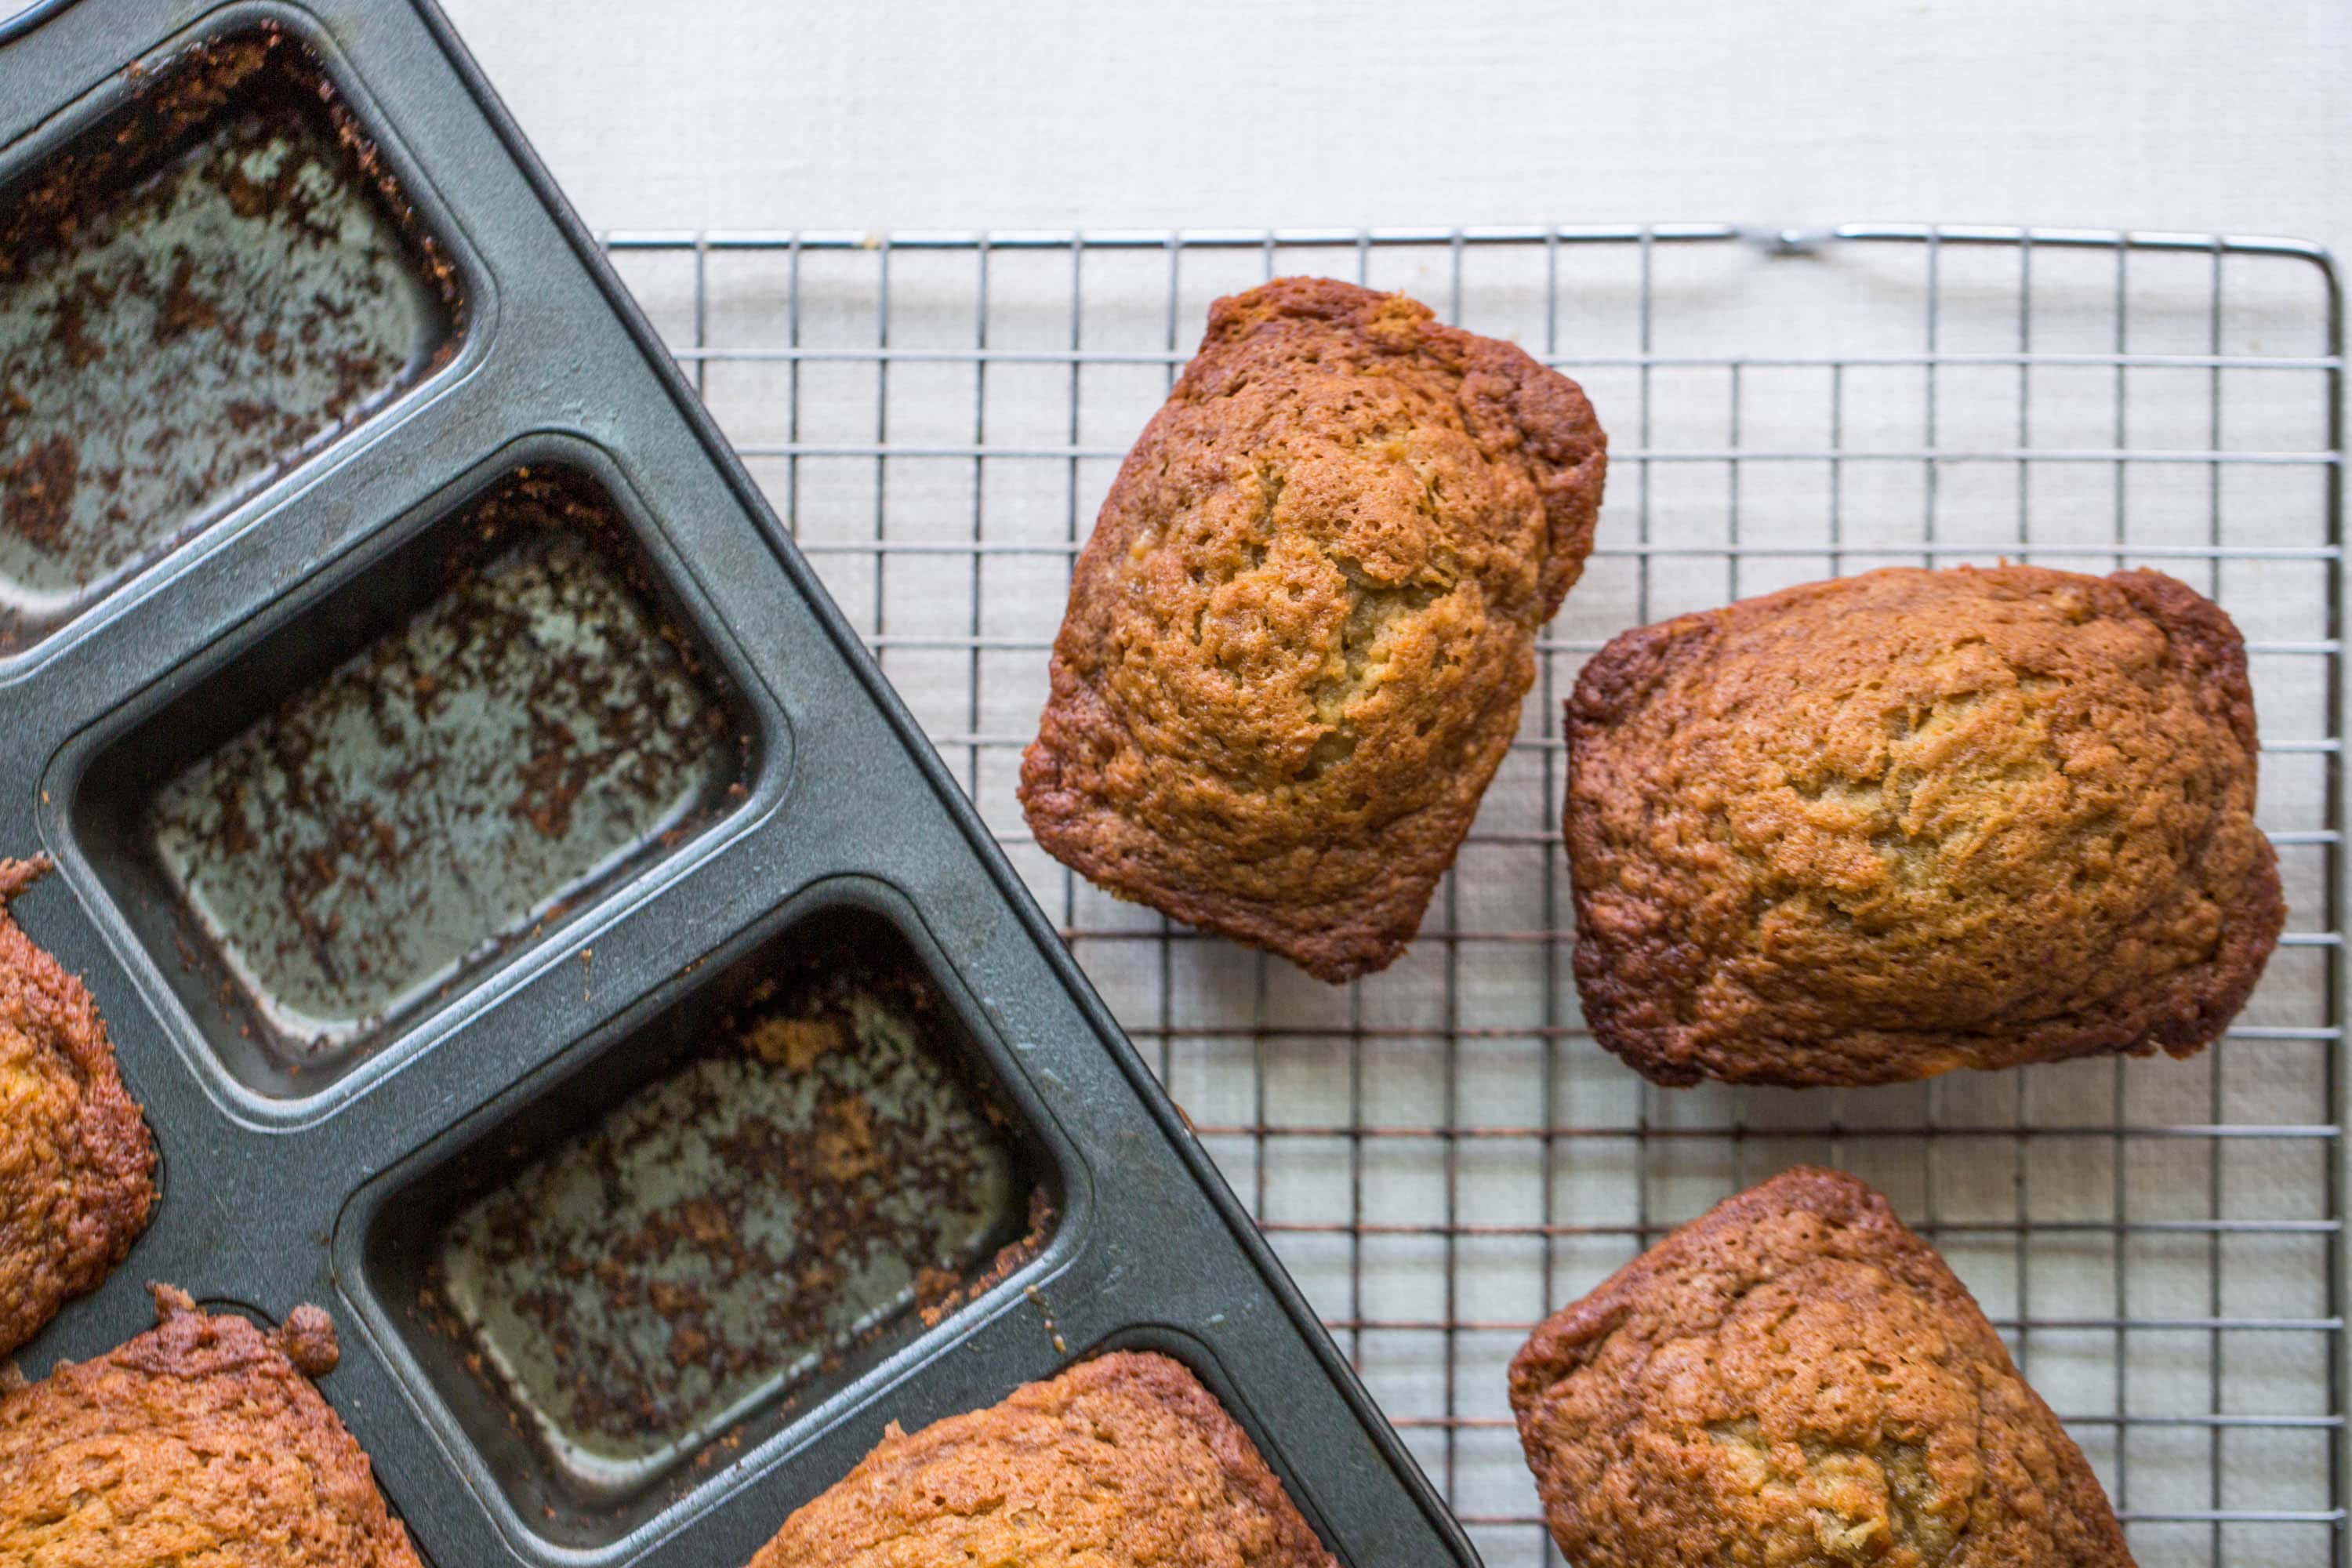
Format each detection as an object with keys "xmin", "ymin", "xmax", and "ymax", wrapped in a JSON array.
[
  {"xmin": 1457, "ymin": 333, "xmax": 1608, "ymax": 619},
  {"xmin": 1560, "ymin": 568, "xmax": 2287, "ymax": 1087},
  {"xmin": 1505, "ymin": 1167, "xmax": 2133, "ymax": 1568},
  {"xmin": 2100, "ymin": 568, "xmax": 2288, "ymax": 1053},
  {"xmin": 106, "ymin": 1283, "xmax": 339, "ymax": 1381},
  {"xmin": 1559, "ymin": 607, "xmax": 1729, "ymax": 1085}
]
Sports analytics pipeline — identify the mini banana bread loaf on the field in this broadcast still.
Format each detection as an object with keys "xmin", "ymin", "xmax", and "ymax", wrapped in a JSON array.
[
  {"xmin": 1566, "ymin": 564, "xmax": 2282, "ymax": 1087},
  {"xmin": 0, "ymin": 1285, "xmax": 423, "ymax": 1568},
  {"xmin": 1022, "ymin": 277, "xmax": 1606, "ymax": 981},
  {"xmin": 1509, "ymin": 1167, "xmax": 2134, "ymax": 1568},
  {"xmin": 745, "ymin": 1351, "xmax": 1334, "ymax": 1568},
  {"xmin": 0, "ymin": 855, "xmax": 153, "ymax": 1355}
]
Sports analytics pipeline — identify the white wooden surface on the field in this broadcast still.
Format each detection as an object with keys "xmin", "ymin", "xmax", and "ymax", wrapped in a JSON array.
[{"xmin": 434, "ymin": 0, "xmax": 2349, "ymax": 249}]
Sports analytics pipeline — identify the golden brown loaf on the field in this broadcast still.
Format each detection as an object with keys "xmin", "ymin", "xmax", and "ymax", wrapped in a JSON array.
[
  {"xmin": 1566, "ymin": 565, "xmax": 2282, "ymax": 1087},
  {"xmin": 0, "ymin": 1285, "xmax": 423, "ymax": 1568},
  {"xmin": 1509, "ymin": 1168, "xmax": 2135, "ymax": 1568},
  {"xmin": 746, "ymin": 1351, "xmax": 1334, "ymax": 1567},
  {"xmin": 0, "ymin": 855, "xmax": 154, "ymax": 1355},
  {"xmin": 1022, "ymin": 277, "xmax": 1606, "ymax": 981}
]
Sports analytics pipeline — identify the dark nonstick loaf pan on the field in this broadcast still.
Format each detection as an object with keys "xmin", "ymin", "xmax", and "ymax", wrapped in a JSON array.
[{"xmin": 0, "ymin": 2, "xmax": 1479, "ymax": 1566}]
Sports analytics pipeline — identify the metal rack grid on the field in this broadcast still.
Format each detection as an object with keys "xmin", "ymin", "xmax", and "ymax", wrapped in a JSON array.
[{"xmin": 599, "ymin": 224, "xmax": 2346, "ymax": 1568}]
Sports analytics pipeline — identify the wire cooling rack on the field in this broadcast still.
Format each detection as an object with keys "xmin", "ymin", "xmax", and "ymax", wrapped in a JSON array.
[{"xmin": 599, "ymin": 225, "xmax": 2345, "ymax": 1568}]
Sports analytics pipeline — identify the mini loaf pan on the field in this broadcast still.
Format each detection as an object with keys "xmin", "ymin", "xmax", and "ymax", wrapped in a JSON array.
[{"xmin": 0, "ymin": 3, "xmax": 1479, "ymax": 1566}]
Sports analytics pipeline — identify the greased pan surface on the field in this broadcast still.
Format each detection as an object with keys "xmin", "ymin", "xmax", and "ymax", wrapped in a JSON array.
[{"xmin": 0, "ymin": 3, "xmax": 1479, "ymax": 1565}]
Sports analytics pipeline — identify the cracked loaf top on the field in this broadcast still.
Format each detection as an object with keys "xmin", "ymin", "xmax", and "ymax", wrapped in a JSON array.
[
  {"xmin": 1508, "ymin": 1168, "xmax": 2135, "ymax": 1568},
  {"xmin": 745, "ymin": 1351, "xmax": 1334, "ymax": 1568},
  {"xmin": 1566, "ymin": 564, "xmax": 2282, "ymax": 1087},
  {"xmin": 0, "ymin": 1287, "xmax": 421, "ymax": 1568},
  {"xmin": 0, "ymin": 855, "xmax": 153, "ymax": 1356},
  {"xmin": 1020, "ymin": 277, "xmax": 1606, "ymax": 982}
]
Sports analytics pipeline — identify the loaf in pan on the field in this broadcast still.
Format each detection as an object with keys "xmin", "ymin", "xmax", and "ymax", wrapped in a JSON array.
[
  {"xmin": 746, "ymin": 1351, "xmax": 1334, "ymax": 1568},
  {"xmin": 0, "ymin": 855, "xmax": 153, "ymax": 1356},
  {"xmin": 0, "ymin": 1287, "xmax": 420, "ymax": 1568}
]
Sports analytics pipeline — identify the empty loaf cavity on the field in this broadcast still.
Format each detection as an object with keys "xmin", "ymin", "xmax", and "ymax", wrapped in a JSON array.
[
  {"xmin": 1508, "ymin": 1168, "xmax": 2135, "ymax": 1568},
  {"xmin": 0, "ymin": 1286, "xmax": 421, "ymax": 1568},
  {"xmin": 1565, "ymin": 564, "xmax": 2283, "ymax": 1087},
  {"xmin": 428, "ymin": 942, "xmax": 1034, "ymax": 1500},
  {"xmin": 746, "ymin": 1351, "xmax": 1335, "ymax": 1568},
  {"xmin": 141, "ymin": 467, "xmax": 742, "ymax": 1069},
  {"xmin": 0, "ymin": 855, "xmax": 153, "ymax": 1356},
  {"xmin": 0, "ymin": 25, "xmax": 461, "ymax": 648},
  {"xmin": 1021, "ymin": 276, "xmax": 1606, "ymax": 982}
]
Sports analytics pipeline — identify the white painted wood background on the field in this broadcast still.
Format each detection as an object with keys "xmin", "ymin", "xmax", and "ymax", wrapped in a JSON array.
[{"xmin": 435, "ymin": 0, "xmax": 2347, "ymax": 249}]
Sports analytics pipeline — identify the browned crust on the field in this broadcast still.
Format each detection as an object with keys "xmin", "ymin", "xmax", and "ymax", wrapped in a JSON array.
[
  {"xmin": 1565, "ymin": 564, "xmax": 2285, "ymax": 1087},
  {"xmin": 0, "ymin": 855, "xmax": 155, "ymax": 1355},
  {"xmin": 1508, "ymin": 1168, "xmax": 2136, "ymax": 1568},
  {"xmin": 1022, "ymin": 277, "xmax": 1606, "ymax": 982},
  {"xmin": 747, "ymin": 1351, "xmax": 1335, "ymax": 1567},
  {"xmin": 0, "ymin": 1286, "xmax": 421, "ymax": 1566}
]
